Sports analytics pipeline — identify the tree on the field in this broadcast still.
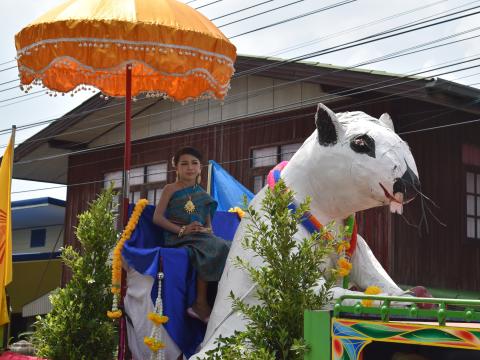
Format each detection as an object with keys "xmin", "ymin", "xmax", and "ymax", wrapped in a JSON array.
[
  {"xmin": 206, "ymin": 180, "xmax": 341, "ymax": 360},
  {"xmin": 31, "ymin": 188, "xmax": 118, "ymax": 359}
]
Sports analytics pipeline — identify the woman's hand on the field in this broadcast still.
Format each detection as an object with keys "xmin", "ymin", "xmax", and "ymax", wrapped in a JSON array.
[
  {"xmin": 183, "ymin": 221, "xmax": 212, "ymax": 235},
  {"xmin": 184, "ymin": 221, "xmax": 204, "ymax": 235}
]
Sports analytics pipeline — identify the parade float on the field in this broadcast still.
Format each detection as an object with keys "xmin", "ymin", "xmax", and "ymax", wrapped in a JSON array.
[
  {"xmin": 112, "ymin": 104, "xmax": 480, "ymax": 359},
  {"xmin": 12, "ymin": 0, "xmax": 479, "ymax": 359}
]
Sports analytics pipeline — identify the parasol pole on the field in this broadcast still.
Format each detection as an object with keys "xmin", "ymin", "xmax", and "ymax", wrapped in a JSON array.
[{"xmin": 119, "ymin": 63, "xmax": 133, "ymax": 360}]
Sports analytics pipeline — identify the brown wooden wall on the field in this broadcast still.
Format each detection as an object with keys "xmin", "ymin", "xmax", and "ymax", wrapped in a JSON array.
[
  {"xmin": 391, "ymin": 113, "xmax": 480, "ymax": 291},
  {"xmin": 64, "ymin": 95, "xmax": 480, "ymax": 291}
]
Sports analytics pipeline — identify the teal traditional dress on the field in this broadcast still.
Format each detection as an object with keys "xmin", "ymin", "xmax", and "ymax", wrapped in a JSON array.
[{"xmin": 164, "ymin": 185, "xmax": 231, "ymax": 282}]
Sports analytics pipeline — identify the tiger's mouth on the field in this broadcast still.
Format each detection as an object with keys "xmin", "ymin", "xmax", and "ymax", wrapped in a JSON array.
[{"xmin": 379, "ymin": 183, "xmax": 404, "ymax": 214}]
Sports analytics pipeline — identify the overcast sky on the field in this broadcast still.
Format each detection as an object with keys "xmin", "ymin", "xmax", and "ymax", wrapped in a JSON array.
[{"xmin": 1, "ymin": 0, "xmax": 479, "ymax": 201}]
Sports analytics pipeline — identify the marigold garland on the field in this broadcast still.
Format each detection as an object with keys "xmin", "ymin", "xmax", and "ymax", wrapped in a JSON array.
[
  {"xmin": 144, "ymin": 336, "xmax": 166, "ymax": 352},
  {"xmin": 361, "ymin": 285, "xmax": 382, "ymax": 307},
  {"xmin": 146, "ymin": 272, "xmax": 168, "ymax": 360},
  {"xmin": 106, "ymin": 310, "xmax": 122, "ymax": 319},
  {"xmin": 107, "ymin": 198, "xmax": 149, "ymax": 319},
  {"xmin": 148, "ymin": 313, "xmax": 169, "ymax": 326},
  {"xmin": 337, "ymin": 257, "xmax": 353, "ymax": 277},
  {"xmin": 336, "ymin": 241, "xmax": 351, "ymax": 255},
  {"xmin": 228, "ymin": 206, "xmax": 245, "ymax": 219}
]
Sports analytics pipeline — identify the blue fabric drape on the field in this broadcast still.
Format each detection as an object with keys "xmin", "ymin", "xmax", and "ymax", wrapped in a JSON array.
[
  {"xmin": 122, "ymin": 205, "xmax": 240, "ymax": 357},
  {"xmin": 122, "ymin": 160, "xmax": 251, "ymax": 357},
  {"xmin": 209, "ymin": 160, "xmax": 254, "ymax": 211}
]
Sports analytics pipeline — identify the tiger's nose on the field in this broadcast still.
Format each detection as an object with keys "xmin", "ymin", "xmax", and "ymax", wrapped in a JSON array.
[{"xmin": 393, "ymin": 164, "xmax": 420, "ymax": 203}]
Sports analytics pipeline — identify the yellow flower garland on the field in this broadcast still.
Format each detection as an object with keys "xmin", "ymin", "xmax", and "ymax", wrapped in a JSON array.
[
  {"xmin": 146, "ymin": 272, "xmax": 169, "ymax": 357},
  {"xmin": 144, "ymin": 336, "xmax": 166, "ymax": 352},
  {"xmin": 336, "ymin": 241, "xmax": 351, "ymax": 255},
  {"xmin": 361, "ymin": 285, "xmax": 382, "ymax": 307},
  {"xmin": 337, "ymin": 257, "xmax": 353, "ymax": 277},
  {"xmin": 148, "ymin": 312, "xmax": 169, "ymax": 326},
  {"xmin": 107, "ymin": 198, "xmax": 149, "ymax": 319},
  {"xmin": 228, "ymin": 206, "xmax": 245, "ymax": 219}
]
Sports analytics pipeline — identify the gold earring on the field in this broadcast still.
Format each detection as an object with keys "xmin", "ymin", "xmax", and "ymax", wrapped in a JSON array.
[
  {"xmin": 196, "ymin": 174, "xmax": 201, "ymax": 184},
  {"xmin": 176, "ymin": 171, "xmax": 179, "ymax": 182}
]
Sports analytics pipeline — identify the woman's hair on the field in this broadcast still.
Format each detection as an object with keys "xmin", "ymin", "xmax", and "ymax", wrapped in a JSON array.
[{"xmin": 172, "ymin": 146, "xmax": 203, "ymax": 167}]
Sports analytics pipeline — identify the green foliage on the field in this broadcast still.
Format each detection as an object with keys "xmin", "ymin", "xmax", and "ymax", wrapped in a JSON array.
[
  {"xmin": 31, "ymin": 187, "xmax": 119, "ymax": 360},
  {"xmin": 206, "ymin": 180, "xmax": 342, "ymax": 360}
]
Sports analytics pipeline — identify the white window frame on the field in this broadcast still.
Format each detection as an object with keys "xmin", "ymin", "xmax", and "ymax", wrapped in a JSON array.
[
  {"xmin": 466, "ymin": 170, "xmax": 480, "ymax": 240},
  {"xmin": 103, "ymin": 162, "xmax": 168, "ymax": 206}
]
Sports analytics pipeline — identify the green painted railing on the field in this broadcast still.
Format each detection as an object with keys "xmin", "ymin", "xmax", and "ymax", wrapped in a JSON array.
[
  {"xmin": 304, "ymin": 295, "xmax": 480, "ymax": 360},
  {"xmin": 333, "ymin": 294, "xmax": 480, "ymax": 325}
]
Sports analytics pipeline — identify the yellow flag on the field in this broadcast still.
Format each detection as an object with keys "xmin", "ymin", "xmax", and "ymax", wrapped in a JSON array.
[{"xmin": 0, "ymin": 134, "xmax": 14, "ymax": 325}]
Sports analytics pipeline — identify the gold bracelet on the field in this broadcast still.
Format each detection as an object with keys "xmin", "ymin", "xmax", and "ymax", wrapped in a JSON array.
[{"xmin": 178, "ymin": 225, "xmax": 186, "ymax": 238}]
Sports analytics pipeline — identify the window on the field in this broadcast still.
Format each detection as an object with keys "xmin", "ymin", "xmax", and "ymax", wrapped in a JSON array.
[
  {"xmin": 30, "ymin": 229, "xmax": 46, "ymax": 248},
  {"xmin": 104, "ymin": 162, "xmax": 167, "ymax": 206},
  {"xmin": 280, "ymin": 143, "xmax": 302, "ymax": 161},
  {"xmin": 253, "ymin": 174, "xmax": 268, "ymax": 194},
  {"xmin": 466, "ymin": 171, "xmax": 480, "ymax": 239},
  {"xmin": 252, "ymin": 146, "xmax": 277, "ymax": 168},
  {"xmin": 251, "ymin": 143, "xmax": 302, "ymax": 193},
  {"xmin": 147, "ymin": 188, "xmax": 163, "ymax": 205},
  {"xmin": 104, "ymin": 170, "xmax": 122, "ymax": 189}
]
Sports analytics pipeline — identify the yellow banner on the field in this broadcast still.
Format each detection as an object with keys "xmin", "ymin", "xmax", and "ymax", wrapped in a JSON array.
[{"xmin": 0, "ymin": 134, "xmax": 14, "ymax": 325}]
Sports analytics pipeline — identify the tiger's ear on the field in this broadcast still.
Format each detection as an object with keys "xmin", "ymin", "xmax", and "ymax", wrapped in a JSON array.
[
  {"xmin": 315, "ymin": 103, "xmax": 343, "ymax": 146},
  {"xmin": 379, "ymin": 113, "xmax": 395, "ymax": 131}
]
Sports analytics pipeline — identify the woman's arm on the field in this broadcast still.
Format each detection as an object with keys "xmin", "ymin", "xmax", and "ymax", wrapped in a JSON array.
[
  {"xmin": 198, "ymin": 214, "xmax": 213, "ymax": 233},
  {"xmin": 153, "ymin": 184, "xmax": 182, "ymax": 234}
]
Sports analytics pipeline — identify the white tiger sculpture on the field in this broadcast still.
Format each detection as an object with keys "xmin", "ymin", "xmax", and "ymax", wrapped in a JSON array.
[{"xmin": 192, "ymin": 103, "xmax": 421, "ymax": 359}]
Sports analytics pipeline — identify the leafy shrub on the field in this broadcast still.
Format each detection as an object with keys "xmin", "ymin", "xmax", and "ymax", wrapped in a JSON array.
[
  {"xmin": 206, "ymin": 180, "xmax": 341, "ymax": 360},
  {"xmin": 31, "ymin": 188, "xmax": 118, "ymax": 359}
]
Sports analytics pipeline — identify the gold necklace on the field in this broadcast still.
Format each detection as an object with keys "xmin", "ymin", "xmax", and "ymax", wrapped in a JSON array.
[
  {"xmin": 184, "ymin": 196, "xmax": 196, "ymax": 214},
  {"xmin": 179, "ymin": 181, "xmax": 196, "ymax": 214}
]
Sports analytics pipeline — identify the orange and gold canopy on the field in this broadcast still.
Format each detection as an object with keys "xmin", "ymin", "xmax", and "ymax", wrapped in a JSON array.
[{"xmin": 15, "ymin": 0, "xmax": 237, "ymax": 100}]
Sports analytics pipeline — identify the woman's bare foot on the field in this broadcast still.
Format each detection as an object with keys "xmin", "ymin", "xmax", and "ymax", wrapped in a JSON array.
[{"xmin": 188, "ymin": 302, "xmax": 211, "ymax": 323}]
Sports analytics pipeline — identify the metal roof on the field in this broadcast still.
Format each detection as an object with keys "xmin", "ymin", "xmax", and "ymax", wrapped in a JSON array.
[
  {"xmin": 22, "ymin": 291, "xmax": 54, "ymax": 318},
  {"xmin": 12, "ymin": 197, "xmax": 65, "ymax": 229}
]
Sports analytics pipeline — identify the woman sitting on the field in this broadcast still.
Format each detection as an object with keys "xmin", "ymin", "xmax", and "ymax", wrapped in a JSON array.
[{"xmin": 153, "ymin": 146, "xmax": 231, "ymax": 324}]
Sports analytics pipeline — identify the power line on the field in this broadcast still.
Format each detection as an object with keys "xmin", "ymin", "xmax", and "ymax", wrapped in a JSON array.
[
  {"xmin": 2, "ymin": 28, "xmax": 479, "ymax": 147},
  {"xmin": 12, "ymin": 58, "xmax": 480, "ymax": 167},
  {"xmin": 3, "ymin": 10, "xmax": 479, "ymax": 137},
  {"xmin": 194, "ymin": 0, "xmax": 223, "ymax": 10},
  {"xmin": 211, "ymin": 0, "xmax": 276, "ymax": 21},
  {"xmin": 11, "ymin": 110, "xmax": 480, "ymax": 196},
  {"xmin": 0, "ymin": 89, "xmax": 45, "ymax": 103},
  {"xmin": 0, "ymin": 59, "xmax": 15, "ymax": 66},
  {"xmin": 2, "ymin": 2, "xmax": 479, "ymax": 139},
  {"xmin": 229, "ymin": 0, "xmax": 357, "ymax": 39},
  {"xmin": 1, "ymin": 47, "xmax": 471, "ymax": 147},
  {"xmin": 266, "ymin": 0, "xmax": 452, "ymax": 57},
  {"xmin": 0, "ymin": 93, "xmax": 47, "ymax": 110},
  {"xmin": 0, "ymin": 78, "xmax": 19, "ymax": 87},
  {"xmin": 235, "ymin": 5, "xmax": 480, "ymax": 77},
  {"xmin": 0, "ymin": 0, "xmax": 446, "ymax": 70},
  {"xmin": 10, "ymin": 63, "xmax": 480, "ymax": 186},
  {"xmin": 1, "ymin": 1, "xmax": 472, "ymax": 106},
  {"xmin": 0, "ymin": 65, "xmax": 16, "ymax": 73},
  {"xmin": 0, "ymin": 0, "xmax": 471, "ymax": 76},
  {"xmin": 218, "ymin": 0, "xmax": 304, "ymax": 28},
  {"xmin": 399, "ymin": 117, "xmax": 480, "ymax": 135}
]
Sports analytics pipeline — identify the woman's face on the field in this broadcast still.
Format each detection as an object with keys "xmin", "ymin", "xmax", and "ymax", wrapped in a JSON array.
[{"xmin": 176, "ymin": 154, "xmax": 201, "ymax": 182}]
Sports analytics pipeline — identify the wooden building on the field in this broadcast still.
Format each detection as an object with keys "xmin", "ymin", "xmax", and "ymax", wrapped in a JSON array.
[{"xmin": 13, "ymin": 55, "xmax": 480, "ymax": 292}]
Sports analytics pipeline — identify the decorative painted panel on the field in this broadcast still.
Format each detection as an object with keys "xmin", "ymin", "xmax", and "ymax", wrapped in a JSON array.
[{"xmin": 332, "ymin": 319, "xmax": 480, "ymax": 360}]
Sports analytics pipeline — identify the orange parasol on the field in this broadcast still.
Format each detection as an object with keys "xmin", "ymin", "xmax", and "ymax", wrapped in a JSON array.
[
  {"xmin": 14, "ymin": 0, "xmax": 237, "ymax": 217},
  {"xmin": 14, "ymin": 1, "xmax": 236, "ymax": 358},
  {"xmin": 15, "ymin": 0, "xmax": 236, "ymax": 100}
]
